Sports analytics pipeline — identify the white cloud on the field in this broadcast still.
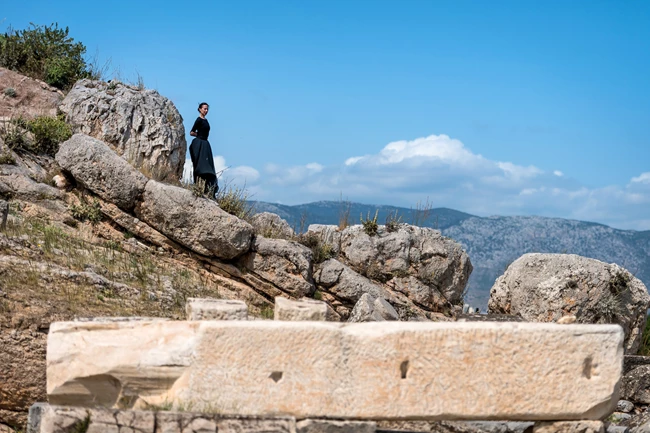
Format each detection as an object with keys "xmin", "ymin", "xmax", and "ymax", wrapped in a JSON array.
[
  {"xmin": 180, "ymin": 134, "xmax": 650, "ymax": 231},
  {"xmin": 631, "ymin": 172, "xmax": 650, "ymax": 184}
]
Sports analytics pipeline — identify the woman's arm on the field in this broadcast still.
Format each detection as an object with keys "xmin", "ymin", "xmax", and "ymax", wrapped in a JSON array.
[{"xmin": 189, "ymin": 118, "xmax": 200, "ymax": 137}]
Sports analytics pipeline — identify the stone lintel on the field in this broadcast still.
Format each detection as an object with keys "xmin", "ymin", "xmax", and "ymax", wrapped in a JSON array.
[{"xmin": 47, "ymin": 320, "xmax": 624, "ymax": 421}]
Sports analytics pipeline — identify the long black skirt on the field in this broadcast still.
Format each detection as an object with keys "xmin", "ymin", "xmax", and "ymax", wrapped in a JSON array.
[{"xmin": 189, "ymin": 137, "xmax": 218, "ymax": 194}]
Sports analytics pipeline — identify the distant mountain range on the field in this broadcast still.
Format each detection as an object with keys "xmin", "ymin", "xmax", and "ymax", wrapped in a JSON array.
[{"xmin": 252, "ymin": 200, "xmax": 650, "ymax": 310}]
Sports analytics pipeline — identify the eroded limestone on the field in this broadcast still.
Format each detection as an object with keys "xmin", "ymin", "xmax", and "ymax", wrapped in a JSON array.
[{"xmin": 47, "ymin": 320, "xmax": 624, "ymax": 421}]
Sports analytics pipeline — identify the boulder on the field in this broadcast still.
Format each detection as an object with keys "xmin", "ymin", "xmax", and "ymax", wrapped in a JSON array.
[
  {"xmin": 56, "ymin": 134, "xmax": 148, "ymax": 211},
  {"xmin": 348, "ymin": 293, "xmax": 399, "ymax": 322},
  {"xmin": 488, "ymin": 253, "xmax": 650, "ymax": 354},
  {"xmin": 307, "ymin": 224, "xmax": 471, "ymax": 309},
  {"xmin": 274, "ymin": 297, "xmax": 327, "ymax": 321},
  {"xmin": 59, "ymin": 79, "xmax": 186, "ymax": 182},
  {"xmin": 621, "ymin": 356, "xmax": 650, "ymax": 404},
  {"xmin": 251, "ymin": 212, "xmax": 294, "ymax": 239},
  {"xmin": 314, "ymin": 259, "xmax": 389, "ymax": 304},
  {"xmin": 135, "ymin": 180, "xmax": 254, "ymax": 259},
  {"xmin": 239, "ymin": 237, "xmax": 315, "ymax": 298}
]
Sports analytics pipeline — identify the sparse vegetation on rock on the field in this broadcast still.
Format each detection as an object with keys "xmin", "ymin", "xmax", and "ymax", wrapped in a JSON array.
[{"xmin": 0, "ymin": 23, "xmax": 92, "ymax": 90}]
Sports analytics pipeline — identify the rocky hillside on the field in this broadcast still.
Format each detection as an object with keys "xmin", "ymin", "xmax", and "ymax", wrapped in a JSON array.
[{"xmin": 254, "ymin": 201, "xmax": 650, "ymax": 309}]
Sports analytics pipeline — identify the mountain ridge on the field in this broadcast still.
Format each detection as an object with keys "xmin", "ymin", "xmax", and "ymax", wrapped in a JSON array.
[{"xmin": 252, "ymin": 200, "xmax": 650, "ymax": 309}]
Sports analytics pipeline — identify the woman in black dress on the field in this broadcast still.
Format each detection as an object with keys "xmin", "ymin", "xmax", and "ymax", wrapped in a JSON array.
[{"xmin": 189, "ymin": 102, "xmax": 218, "ymax": 195}]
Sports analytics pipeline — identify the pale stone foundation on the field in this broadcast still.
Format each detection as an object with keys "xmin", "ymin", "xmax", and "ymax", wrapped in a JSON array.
[{"xmin": 39, "ymin": 298, "xmax": 624, "ymax": 432}]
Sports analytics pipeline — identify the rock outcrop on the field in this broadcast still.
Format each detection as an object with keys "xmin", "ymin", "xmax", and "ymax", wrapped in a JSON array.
[
  {"xmin": 308, "ymin": 224, "xmax": 471, "ymax": 319},
  {"xmin": 348, "ymin": 293, "xmax": 399, "ymax": 322},
  {"xmin": 59, "ymin": 79, "xmax": 186, "ymax": 182},
  {"xmin": 136, "ymin": 180, "xmax": 254, "ymax": 259},
  {"xmin": 0, "ymin": 67, "xmax": 64, "ymax": 120},
  {"xmin": 488, "ymin": 253, "xmax": 650, "ymax": 354},
  {"xmin": 56, "ymin": 134, "xmax": 148, "ymax": 211},
  {"xmin": 251, "ymin": 212, "xmax": 294, "ymax": 240}
]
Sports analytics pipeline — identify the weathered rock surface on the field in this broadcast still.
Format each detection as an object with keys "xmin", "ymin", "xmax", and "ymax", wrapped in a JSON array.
[
  {"xmin": 29, "ymin": 404, "xmax": 296, "ymax": 433},
  {"xmin": 621, "ymin": 356, "xmax": 650, "ymax": 404},
  {"xmin": 488, "ymin": 253, "xmax": 650, "ymax": 354},
  {"xmin": 274, "ymin": 297, "xmax": 327, "ymax": 321},
  {"xmin": 251, "ymin": 212, "xmax": 294, "ymax": 240},
  {"xmin": 348, "ymin": 293, "xmax": 399, "ymax": 322},
  {"xmin": 56, "ymin": 134, "xmax": 148, "ymax": 211},
  {"xmin": 59, "ymin": 79, "xmax": 186, "ymax": 182},
  {"xmin": 47, "ymin": 320, "xmax": 623, "ymax": 420},
  {"xmin": 0, "ymin": 67, "xmax": 64, "ymax": 120},
  {"xmin": 532, "ymin": 421, "xmax": 604, "ymax": 433},
  {"xmin": 186, "ymin": 298, "xmax": 248, "ymax": 321},
  {"xmin": 0, "ymin": 330, "xmax": 47, "ymax": 430},
  {"xmin": 297, "ymin": 419, "xmax": 376, "ymax": 433},
  {"xmin": 239, "ymin": 237, "xmax": 314, "ymax": 298},
  {"xmin": 98, "ymin": 200, "xmax": 181, "ymax": 251},
  {"xmin": 314, "ymin": 259, "xmax": 389, "ymax": 304},
  {"xmin": 136, "ymin": 180, "xmax": 254, "ymax": 259},
  {"xmin": 307, "ymin": 224, "xmax": 472, "ymax": 310}
]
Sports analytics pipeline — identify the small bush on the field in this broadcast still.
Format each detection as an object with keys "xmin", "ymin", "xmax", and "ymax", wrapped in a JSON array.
[
  {"xmin": 0, "ymin": 23, "xmax": 91, "ymax": 90},
  {"xmin": 296, "ymin": 232, "xmax": 336, "ymax": 264},
  {"xmin": 361, "ymin": 209, "xmax": 379, "ymax": 236},
  {"xmin": 69, "ymin": 200, "xmax": 102, "ymax": 224},
  {"xmin": 0, "ymin": 117, "xmax": 30, "ymax": 151},
  {"xmin": 338, "ymin": 193, "xmax": 351, "ymax": 230},
  {"xmin": 0, "ymin": 150, "xmax": 15, "ymax": 165},
  {"xmin": 385, "ymin": 210, "xmax": 402, "ymax": 232},
  {"xmin": 216, "ymin": 182, "xmax": 256, "ymax": 223},
  {"xmin": 3, "ymin": 87, "xmax": 17, "ymax": 97},
  {"xmin": 28, "ymin": 115, "xmax": 72, "ymax": 156},
  {"xmin": 260, "ymin": 306, "xmax": 274, "ymax": 319},
  {"xmin": 313, "ymin": 290, "xmax": 323, "ymax": 301}
]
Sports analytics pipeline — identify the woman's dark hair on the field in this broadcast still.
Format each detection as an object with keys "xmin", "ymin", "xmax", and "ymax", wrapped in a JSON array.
[{"xmin": 198, "ymin": 102, "xmax": 209, "ymax": 112}]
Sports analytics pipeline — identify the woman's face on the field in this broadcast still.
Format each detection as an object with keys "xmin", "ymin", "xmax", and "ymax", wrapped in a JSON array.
[{"xmin": 199, "ymin": 105, "xmax": 209, "ymax": 117}]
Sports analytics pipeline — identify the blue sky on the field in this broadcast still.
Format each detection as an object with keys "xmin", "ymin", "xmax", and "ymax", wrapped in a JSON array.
[{"xmin": 3, "ymin": 1, "xmax": 650, "ymax": 229}]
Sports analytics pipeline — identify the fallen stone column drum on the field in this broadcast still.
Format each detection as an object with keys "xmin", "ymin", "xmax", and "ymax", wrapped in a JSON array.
[{"xmin": 47, "ymin": 320, "xmax": 624, "ymax": 421}]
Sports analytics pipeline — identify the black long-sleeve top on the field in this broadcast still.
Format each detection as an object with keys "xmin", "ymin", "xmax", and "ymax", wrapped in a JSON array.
[{"xmin": 191, "ymin": 117, "xmax": 210, "ymax": 140}]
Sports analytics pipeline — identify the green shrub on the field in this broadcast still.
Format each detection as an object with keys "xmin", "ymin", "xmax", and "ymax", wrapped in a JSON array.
[
  {"xmin": 27, "ymin": 115, "xmax": 72, "ymax": 155},
  {"xmin": 0, "ymin": 117, "xmax": 29, "ymax": 151},
  {"xmin": 385, "ymin": 210, "xmax": 402, "ymax": 232},
  {"xmin": 296, "ymin": 232, "xmax": 336, "ymax": 264},
  {"xmin": 3, "ymin": 87, "xmax": 16, "ymax": 97},
  {"xmin": 215, "ymin": 182, "xmax": 256, "ymax": 223},
  {"xmin": 69, "ymin": 200, "xmax": 102, "ymax": 224},
  {"xmin": 0, "ymin": 23, "xmax": 90, "ymax": 90},
  {"xmin": 0, "ymin": 151, "xmax": 16, "ymax": 165},
  {"xmin": 361, "ymin": 210, "xmax": 379, "ymax": 236}
]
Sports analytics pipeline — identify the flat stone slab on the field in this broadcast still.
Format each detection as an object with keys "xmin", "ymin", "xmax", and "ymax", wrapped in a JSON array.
[
  {"xmin": 275, "ymin": 297, "xmax": 328, "ymax": 321},
  {"xmin": 47, "ymin": 320, "xmax": 624, "ymax": 421},
  {"xmin": 186, "ymin": 298, "xmax": 248, "ymax": 320}
]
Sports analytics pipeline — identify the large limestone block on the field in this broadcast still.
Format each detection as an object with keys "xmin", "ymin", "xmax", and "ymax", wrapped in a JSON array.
[
  {"xmin": 47, "ymin": 320, "xmax": 624, "ymax": 421},
  {"xmin": 56, "ymin": 134, "xmax": 148, "ymax": 211},
  {"xmin": 60, "ymin": 79, "xmax": 186, "ymax": 182},
  {"xmin": 136, "ymin": 180, "xmax": 254, "ymax": 259},
  {"xmin": 186, "ymin": 298, "xmax": 248, "ymax": 321},
  {"xmin": 274, "ymin": 297, "xmax": 327, "ymax": 321},
  {"xmin": 488, "ymin": 253, "xmax": 650, "ymax": 354}
]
